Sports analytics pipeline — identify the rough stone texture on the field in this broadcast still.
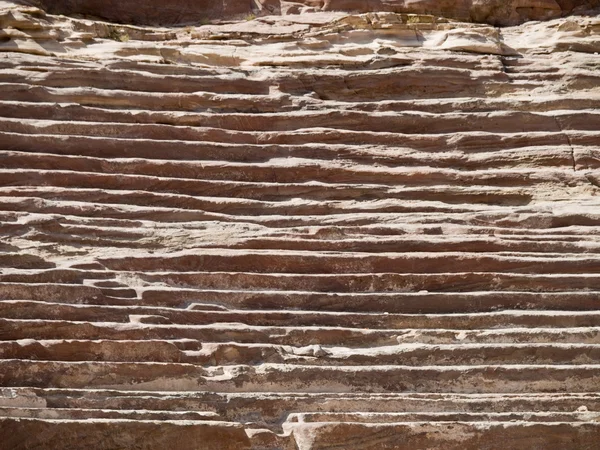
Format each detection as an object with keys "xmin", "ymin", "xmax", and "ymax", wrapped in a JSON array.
[
  {"xmin": 1, "ymin": 0, "xmax": 600, "ymax": 448},
  {"xmin": 15, "ymin": 0, "xmax": 600, "ymax": 25}
]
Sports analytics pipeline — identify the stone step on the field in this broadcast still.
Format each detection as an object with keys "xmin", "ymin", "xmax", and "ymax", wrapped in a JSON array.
[
  {"xmin": 0, "ymin": 141, "xmax": 580, "ymax": 173},
  {"xmin": 1, "ymin": 359, "xmax": 600, "ymax": 393},
  {"xmin": 4, "ymin": 212, "xmax": 599, "ymax": 240},
  {"xmin": 3, "ymin": 210, "xmax": 599, "ymax": 241},
  {"xmin": 281, "ymin": 421, "xmax": 600, "ymax": 450},
  {"xmin": 7, "ymin": 209, "xmax": 600, "ymax": 252},
  {"xmin": 4, "ymin": 111, "xmax": 598, "ymax": 136},
  {"xmin": 140, "ymin": 288, "xmax": 600, "ymax": 313},
  {"xmin": 0, "ymin": 69, "xmax": 269, "ymax": 94},
  {"xmin": 4, "ymin": 300, "xmax": 600, "ymax": 329},
  {"xmin": 3, "ymin": 415, "xmax": 596, "ymax": 450},
  {"xmin": 5, "ymin": 389, "xmax": 600, "ymax": 422},
  {"xmin": 0, "ymin": 253, "xmax": 54, "ymax": 270},
  {"xmin": 6, "ymin": 197, "xmax": 597, "ymax": 228},
  {"xmin": 2, "ymin": 128, "xmax": 594, "ymax": 160},
  {"xmin": 97, "ymin": 251, "xmax": 600, "ymax": 275},
  {"xmin": 0, "ymin": 182, "xmax": 538, "ymax": 209},
  {"xmin": 0, "ymin": 82, "xmax": 290, "ymax": 113},
  {"xmin": 130, "ymin": 271, "xmax": 600, "ymax": 293},
  {"xmin": 0, "ymin": 417, "xmax": 253, "ymax": 450},
  {"xmin": 1, "ymin": 339, "xmax": 599, "ymax": 366},
  {"xmin": 2, "ymin": 165, "xmax": 586, "ymax": 193},
  {"xmin": 3, "ymin": 281, "xmax": 600, "ymax": 312},
  {"xmin": 1, "ymin": 54, "xmax": 513, "ymax": 87},
  {"xmin": 0, "ymin": 63, "xmax": 523, "ymax": 102},
  {"xmin": 2, "ymin": 319, "xmax": 600, "ymax": 346},
  {"xmin": 2, "ymin": 92, "xmax": 600, "ymax": 119},
  {"xmin": 289, "ymin": 410, "xmax": 600, "ymax": 423},
  {"xmin": 5, "ymin": 270, "xmax": 600, "ymax": 293},
  {"xmin": 0, "ymin": 406, "xmax": 220, "ymax": 421}
]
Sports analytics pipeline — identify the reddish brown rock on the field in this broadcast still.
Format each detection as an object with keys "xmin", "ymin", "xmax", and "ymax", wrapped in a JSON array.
[
  {"xmin": 1, "ymin": 1, "xmax": 600, "ymax": 449},
  {"xmin": 0, "ymin": 418, "xmax": 252, "ymax": 450},
  {"xmin": 13, "ymin": 0, "xmax": 600, "ymax": 24}
]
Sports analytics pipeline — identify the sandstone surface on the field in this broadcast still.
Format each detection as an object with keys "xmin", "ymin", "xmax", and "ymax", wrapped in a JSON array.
[
  {"xmin": 1, "ymin": 0, "xmax": 600, "ymax": 448},
  {"xmin": 15, "ymin": 0, "xmax": 600, "ymax": 25}
]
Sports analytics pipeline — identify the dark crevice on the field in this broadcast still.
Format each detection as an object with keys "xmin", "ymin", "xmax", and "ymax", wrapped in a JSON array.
[{"xmin": 552, "ymin": 115, "xmax": 577, "ymax": 172}]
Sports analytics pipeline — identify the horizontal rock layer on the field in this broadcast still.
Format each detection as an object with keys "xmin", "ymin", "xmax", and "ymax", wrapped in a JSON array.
[
  {"xmin": 1, "ymin": 2, "xmax": 600, "ymax": 449},
  {"xmin": 14, "ymin": 0, "xmax": 600, "ymax": 25}
]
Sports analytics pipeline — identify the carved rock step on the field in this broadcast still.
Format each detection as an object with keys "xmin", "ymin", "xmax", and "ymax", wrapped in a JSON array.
[
  {"xmin": 0, "ymin": 407, "xmax": 220, "ymax": 421},
  {"xmin": 0, "ymin": 83, "xmax": 292, "ymax": 113},
  {"xmin": 288, "ymin": 411, "xmax": 600, "ymax": 423},
  {"xmin": 0, "ymin": 67, "xmax": 529, "ymax": 102},
  {"xmin": 3, "ymin": 406, "xmax": 600, "ymax": 425},
  {"xmin": 0, "ymin": 185, "xmax": 544, "ymax": 214},
  {"xmin": 0, "ymin": 55, "xmax": 544, "ymax": 90},
  {"xmin": 4, "ymin": 301, "xmax": 600, "ymax": 329},
  {"xmin": 4, "ymin": 389, "xmax": 600, "ymax": 422},
  {"xmin": 4, "ymin": 204, "xmax": 600, "ymax": 229},
  {"xmin": 0, "ymin": 69, "xmax": 271, "ymax": 94},
  {"xmin": 4, "ymin": 388, "xmax": 600, "ymax": 447},
  {"xmin": 118, "ymin": 271, "xmax": 600, "ymax": 293},
  {"xmin": 3, "ymin": 97, "xmax": 600, "ymax": 126},
  {"xmin": 0, "ymin": 172, "xmax": 584, "ymax": 209},
  {"xmin": 4, "ymin": 319, "xmax": 599, "ymax": 346},
  {"xmin": 1, "ymin": 3, "xmax": 600, "ymax": 448},
  {"xmin": 0, "ymin": 139, "xmax": 585, "ymax": 173},
  {"xmin": 0, "ymin": 60, "xmax": 596, "ymax": 100},
  {"xmin": 4, "ymin": 282, "xmax": 600, "ymax": 313},
  {"xmin": 0, "ymin": 144, "xmax": 582, "ymax": 177},
  {"xmin": 1, "ymin": 339, "xmax": 599, "ymax": 366},
  {"xmin": 4, "ymin": 217, "xmax": 600, "ymax": 243},
  {"xmin": 7, "ymin": 195, "xmax": 598, "ymax": 241},
  {"xmin": 282, "ymin": 421, "xmax": 600, "ymax": 450},
  {"xmin": 1, "ymin": 156, "xmax": 592, "ymax": 187},
  {"xmin": 140, "ymin": 289, "xmax": 600, "ymax": 313},
  {"xmin": 98, "ymin": 251, "xmax": 600, "ymax": 275},
  {"xmin": 0, "ymin": 418, "xmax": 253, "ymax": 450},
  {"xmin": 6, "ymin": 270, "xmax": 600, "ymax": 293},
  {"xmin": 17, "ymin": 217, "xmax": 600, "ymax": 249},
  {"xmin": 2, "ymin": 360, "xmax": 600, "ymax": 393},
  {"xmin": 4, "ymin": 111, "xmax": 599, "ymax": 136},
  {"xmin": 1, "ymin": 416, "xmax": 597, "ymax": 450},
  {"xmin": 2, "ymin": 129, "xmax": 595, "ymax": 161}
]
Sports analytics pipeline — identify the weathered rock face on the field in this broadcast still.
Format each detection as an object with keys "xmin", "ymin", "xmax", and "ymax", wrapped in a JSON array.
[
  {"xmin": 1, "ymin": 0, "xmax": 600, "ymax": 448},
  {"xmin": 20, "ymin": 0, "xmax": 256, "ymax": 25},
  {"xmin": 16, "ymin": 0, "xmax": 600, "ymax": 25}
]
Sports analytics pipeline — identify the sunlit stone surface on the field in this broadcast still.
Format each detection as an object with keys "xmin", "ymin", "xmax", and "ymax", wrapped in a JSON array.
[{"xmin": 1, "ymin": 1, "xmax": 600, "ymax": 448}]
